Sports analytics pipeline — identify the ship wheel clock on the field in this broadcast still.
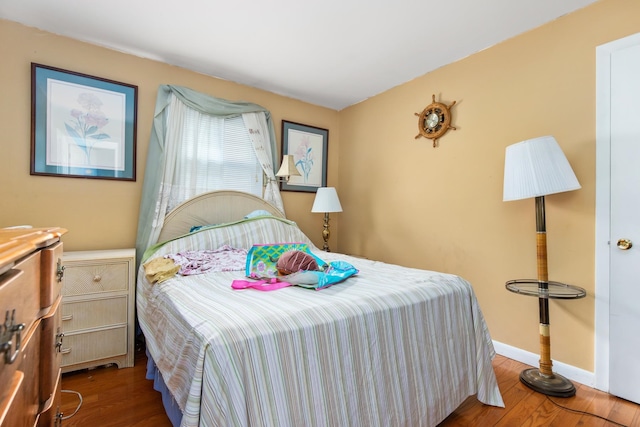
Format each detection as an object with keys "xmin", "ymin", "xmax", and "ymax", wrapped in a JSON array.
[{"xmin": 415, "ymin": 94, "xmax": 457, "ymax": 147}]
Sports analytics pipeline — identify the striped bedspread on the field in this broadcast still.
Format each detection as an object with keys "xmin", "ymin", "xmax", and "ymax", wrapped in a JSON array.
[{"xmin": 137, "ymin": 217, "xmax": 504, "ymax": 427}]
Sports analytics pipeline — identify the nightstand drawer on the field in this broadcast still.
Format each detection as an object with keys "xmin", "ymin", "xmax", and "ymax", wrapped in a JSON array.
[
  {"xmin": 63, "ymin": 260, "xmax": 129, "ymax": 296},
  {"xmin": 61, "ymin": 326, "xmax": 127, "ymax": 367},
  {"xmin": 61, "ymin": 296, "xmax": 127, "ymax": 332}
]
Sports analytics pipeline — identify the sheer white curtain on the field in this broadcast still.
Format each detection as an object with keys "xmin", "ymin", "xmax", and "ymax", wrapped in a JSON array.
[
  {"xmin": 242, "ymin": 112, "xmax": 284, "ymax": 212},
  {"xmin": 136, "ymin": 86, "xmax": 282, "ymax": 265}
]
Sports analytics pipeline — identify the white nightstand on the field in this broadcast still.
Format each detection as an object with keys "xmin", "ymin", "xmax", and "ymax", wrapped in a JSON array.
[{"xmin": 61, "ymin": 248, "xmax": 135, "ymax": 372}]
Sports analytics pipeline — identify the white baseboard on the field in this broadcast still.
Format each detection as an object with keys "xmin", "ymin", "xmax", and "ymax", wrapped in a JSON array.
[{"xmin": 492, "ymin": 340, "xmax": 595, "ymax": 388}]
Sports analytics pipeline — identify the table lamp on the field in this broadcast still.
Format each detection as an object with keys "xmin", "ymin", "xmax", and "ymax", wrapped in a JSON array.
[
  {"xmin": 503, "ymin": 135, "xmax": 583, "ymax": 397},
  {"xmin": 311, "ymin": 187, "xmax": 342, "ymax": 252}
]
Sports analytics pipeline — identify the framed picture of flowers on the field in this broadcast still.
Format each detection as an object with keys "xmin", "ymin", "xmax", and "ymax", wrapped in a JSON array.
[
  {"xmin": 31, "ymin": 63, "xmax": 137, "ymax": 180},
  {"xmin": 280, "ymin": 120, "xmax": 328, "ymax": 192}
]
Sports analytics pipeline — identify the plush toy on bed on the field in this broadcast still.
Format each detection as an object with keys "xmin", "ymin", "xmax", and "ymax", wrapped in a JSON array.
[{"xmin": 276, "ymin": 250, "xmax": 320, "ymax": 275}]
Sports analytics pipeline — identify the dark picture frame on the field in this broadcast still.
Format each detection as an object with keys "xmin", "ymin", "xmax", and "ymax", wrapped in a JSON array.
[
  {"xmin": 31, "ymin": 63, "xmax": 138, "ymax": 181},
  {"xmin": 280, "ymin": 120, "xmax": 328, "ymax": 192}
]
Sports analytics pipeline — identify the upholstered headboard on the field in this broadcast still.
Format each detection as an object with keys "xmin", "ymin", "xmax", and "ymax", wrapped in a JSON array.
[{"xmin": 156, "ymin": 190, "xmax": 285, "ymax": 243}]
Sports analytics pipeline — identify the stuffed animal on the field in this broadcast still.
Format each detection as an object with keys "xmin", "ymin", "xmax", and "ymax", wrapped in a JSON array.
[{"xmin": 276, "ymin": 250, "xmax": 319, "ymax": 275}]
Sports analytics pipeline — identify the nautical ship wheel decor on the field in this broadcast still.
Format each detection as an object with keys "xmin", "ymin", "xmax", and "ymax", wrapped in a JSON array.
[{"xmin": 415, "ymin": 94, "xmax": 456, "ymax": 147}]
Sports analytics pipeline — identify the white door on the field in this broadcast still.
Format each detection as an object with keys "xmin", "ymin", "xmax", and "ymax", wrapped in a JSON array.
[{"xmin": 595, "ymin": 32, "xmax": 640, "ymax": 404}]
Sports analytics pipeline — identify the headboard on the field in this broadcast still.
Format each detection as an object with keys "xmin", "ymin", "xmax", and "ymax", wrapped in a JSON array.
[{"xmin": 156, "ymin": 190, "xmax": 285, "ymax": 243}]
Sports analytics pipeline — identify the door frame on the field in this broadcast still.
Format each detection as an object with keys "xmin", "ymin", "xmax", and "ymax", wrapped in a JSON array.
[{"xmin": 594, "ymin": 31, "xmax": 640, "ymax": 392}]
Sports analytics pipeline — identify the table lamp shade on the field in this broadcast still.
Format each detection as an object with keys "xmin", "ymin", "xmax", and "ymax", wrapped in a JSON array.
[
  {"xmin": 503, "ymin": 136, "xmax": 581, "ymax": 202},
  {"xmin": 311, "ymin": 187, "xmax": 343, "ymax": 213}
]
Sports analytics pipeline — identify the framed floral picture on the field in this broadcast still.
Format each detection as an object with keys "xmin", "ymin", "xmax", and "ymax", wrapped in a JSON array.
[
  {"xmin": 280, "ymin": 120, "xmax": 328, "ymax": 192},
  {"xmin": 31, "ymin": 63, "xmax": 137, "ymax": 180}
]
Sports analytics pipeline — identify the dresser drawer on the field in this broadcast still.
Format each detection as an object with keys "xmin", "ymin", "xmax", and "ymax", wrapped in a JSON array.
[
  {"xmin": 0, "ymin": 253, "xmax": 41, "ymax": 377},
  {"xmin": 61, "ymin": 326, "xmax": 127, "ymax": 367},
  {"xmin": 0, "ymin": 324, "xmax": 41, "ymax": 427},
  {"xmin": 0, "ymin": 252, "xmax": 41, "ymax": 331},
  {"xmin": 63, "ymin": 260, "xmax": 129, "ymax": 296},
  {"xmin": 61, "ymin": 296, "xmax": 127, "ymax": 332},
  {"xmin": 0, "ymin": 371, "xmax": 23, "ymax": 427},
  {"xmin": 39, "ymin": 242, "xmax": 64, "ymax": 310}
]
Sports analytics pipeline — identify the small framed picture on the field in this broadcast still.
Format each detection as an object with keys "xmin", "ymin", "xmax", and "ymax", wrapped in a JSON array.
[
  {"xmin": 280, "ymin": 120, "xmax": 328, "ymax": 192},
  {"xmin": 31, "ymin": 63, "xmax": 138, "ymax": 181}
]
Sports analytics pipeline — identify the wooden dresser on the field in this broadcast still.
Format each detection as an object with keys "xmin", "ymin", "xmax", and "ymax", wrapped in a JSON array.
[{"xmin": 0, "ymin": 227, "xmax": 66, "ymax": 427}]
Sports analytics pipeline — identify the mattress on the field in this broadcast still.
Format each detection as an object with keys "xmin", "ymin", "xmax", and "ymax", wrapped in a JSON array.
[{"xmin": 137, "ymin": 216, "xmax": 504, "ymax": 426}]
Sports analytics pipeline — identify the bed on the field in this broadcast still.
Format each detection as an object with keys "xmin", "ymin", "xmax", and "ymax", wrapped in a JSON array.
[{"xmin": 137, "ymin": 190, "xmax": 504, "ymax": 427}]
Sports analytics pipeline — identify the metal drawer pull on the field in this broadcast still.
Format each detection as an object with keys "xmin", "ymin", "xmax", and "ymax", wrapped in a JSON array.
[
  {"xmin": 1, "ymin": 309, "xmax": 26, "ymax": 364},
  {"xmin": 61, "ymin": 348, "xmax": 71, "ymax": 354},
  {"xmin": 56, "ymin": 328, "xmax": 65, "ymax": 353},
  {"xmin": 62, "ymin": 314, "xmax": 73, "ymax": 321},
  {"xmin": 57, "ymin": 259, "xmax": 65, "ymax": 282}
]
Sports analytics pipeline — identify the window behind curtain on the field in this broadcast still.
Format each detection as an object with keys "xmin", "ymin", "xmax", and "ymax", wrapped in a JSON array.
[{"xmin": 172, "ymin": 103, "xmax": 263, "ymax": 200}]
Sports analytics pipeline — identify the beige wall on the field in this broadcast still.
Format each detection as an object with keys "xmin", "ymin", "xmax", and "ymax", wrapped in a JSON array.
[
  {"xmin": 0, "ymin": 19, "xmax": 339, "ymax": 251},
  {"xmin": 339, "ymin": 0, "xmax": 640, "ymax": 371},
  {"xmin": 2, "ymin": 0, "xmax": 638, "ymax": 373}
]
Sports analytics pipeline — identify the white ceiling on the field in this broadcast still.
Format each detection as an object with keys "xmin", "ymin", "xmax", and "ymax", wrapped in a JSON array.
[{"xmin": 1, "ymin": 0, "xmax": 598, "ymax": 110}]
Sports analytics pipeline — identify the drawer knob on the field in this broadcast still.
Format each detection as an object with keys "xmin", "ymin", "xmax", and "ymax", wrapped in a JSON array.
[{"xmin": 93, "ymin": 274, "xmax": 102, "ymax": 282}]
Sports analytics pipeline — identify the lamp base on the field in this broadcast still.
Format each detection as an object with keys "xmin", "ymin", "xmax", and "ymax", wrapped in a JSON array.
[{"xmin": 519, "ymin": 368, "xmax": 576, "ymax": 397}]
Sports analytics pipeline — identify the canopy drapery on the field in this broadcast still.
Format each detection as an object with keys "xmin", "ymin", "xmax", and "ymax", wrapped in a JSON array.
[{"xmin": 135, "ymin": 85, "xmax": 282, "ymax": 266}]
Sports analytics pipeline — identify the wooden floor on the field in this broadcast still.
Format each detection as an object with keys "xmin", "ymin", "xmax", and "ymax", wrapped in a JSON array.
[
  {"xmin": 61, "ymin": 347, "xmax": 640, "ymax": 427},
  {"xmin": 439, "ymin": 356, "xmax": 640, "ymax": 427}
]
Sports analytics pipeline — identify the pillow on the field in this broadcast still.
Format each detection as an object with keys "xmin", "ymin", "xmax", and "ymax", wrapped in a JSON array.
[
  {"xmin": 276, "ymin": 250, "xmax": 319, "ymax": 275},
  {"xmin": 244, "ymin": 210, "xmax": 273, "ymax": 219},
  {"xmin": 190, "ymin": 223, "xmax": 221, "ymax": 232}
]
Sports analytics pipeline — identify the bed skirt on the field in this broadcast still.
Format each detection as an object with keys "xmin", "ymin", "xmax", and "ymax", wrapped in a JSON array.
[{"xmin": 146, "ymin": 349, "xmax": 183, "ymax": 427}]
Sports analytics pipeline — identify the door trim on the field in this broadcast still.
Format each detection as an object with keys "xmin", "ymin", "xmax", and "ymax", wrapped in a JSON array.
[{"xmin": 594, "ymin": 31, "xmax": 640, "ymax": 392}]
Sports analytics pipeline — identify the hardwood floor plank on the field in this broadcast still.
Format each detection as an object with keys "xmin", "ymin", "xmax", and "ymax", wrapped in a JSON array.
[
  {"xmin": 493, "ymin": 386, "xmax": 547, "ymax": 427},
  {"xmin": 60, "ymin": 347, "xmax": 172, "ymax": 427},
  {"xmin": 608, "ymin": 398, "xmax": 640, "ymax": 427},
  {"xmin": 548, "ymin": 384, "xmax": 600, "ymax": 426}
]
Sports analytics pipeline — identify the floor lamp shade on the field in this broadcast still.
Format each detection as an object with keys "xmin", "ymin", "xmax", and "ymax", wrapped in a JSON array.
[
  {"xmin": 503, "ymin": 135, "xmax": 581, "ymax": 201},
  {"xmin": 503, "ymin": 135, "xmax": 584, "ymax": 398}
]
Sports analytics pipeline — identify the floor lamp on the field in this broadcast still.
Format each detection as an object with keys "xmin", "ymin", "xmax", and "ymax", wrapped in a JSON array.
[
  {"xmin": 503, "ymin": 135, "xmax": 584, "ymax": 397},
  {"xmin": 311, "ymin": 187, "xmax": 342, "ymax": 252}
]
